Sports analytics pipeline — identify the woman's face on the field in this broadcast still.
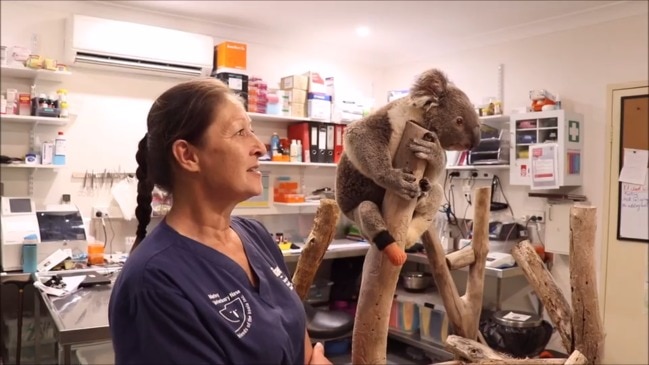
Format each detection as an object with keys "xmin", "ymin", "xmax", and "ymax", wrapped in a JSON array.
[{"xmin": 194, "ymin": 97, "xmax": 267, "ymax": 203}]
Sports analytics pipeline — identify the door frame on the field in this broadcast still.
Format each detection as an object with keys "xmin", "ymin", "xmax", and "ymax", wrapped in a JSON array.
[{"xmin": 600, "ymin": 80, "xmax": 648, "ymax": 315}]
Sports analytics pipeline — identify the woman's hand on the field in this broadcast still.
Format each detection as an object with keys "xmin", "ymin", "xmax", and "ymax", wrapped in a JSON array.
[{"xmin": 309, "ymin": 342, "xmax": 332, "ymax": 365}]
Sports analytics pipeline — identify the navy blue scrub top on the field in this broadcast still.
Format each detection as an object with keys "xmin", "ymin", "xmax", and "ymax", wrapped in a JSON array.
[{"xmin": 108, "ymin": 217, "xmax": 306, "ymax": 365}]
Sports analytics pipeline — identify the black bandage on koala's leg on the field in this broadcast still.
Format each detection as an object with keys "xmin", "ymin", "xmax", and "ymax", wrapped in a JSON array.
[{"xmin": 373, "ymin": 230, "xmax": 395, "ymax": 251}]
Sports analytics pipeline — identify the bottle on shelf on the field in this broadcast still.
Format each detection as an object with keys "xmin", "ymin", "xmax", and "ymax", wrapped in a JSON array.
[
  {"xmin": 289, "ymin": 139, "xmax": 299, "ymax": 162},
  {"xmin": 53, "ymin": 131, "xmax": 66, "ymax": 166},
  {"xmin": 296, "ymin": 140, "xmax": 303, "ymax": 162},
  {"xmin": 270, "ymin": 132, "xmax": 280, "ymax": 160}
]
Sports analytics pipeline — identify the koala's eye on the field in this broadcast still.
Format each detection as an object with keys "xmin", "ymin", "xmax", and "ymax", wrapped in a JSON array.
[{"xmin": 456, "ymin": 117, "xmax": 464, "ymax": 125}]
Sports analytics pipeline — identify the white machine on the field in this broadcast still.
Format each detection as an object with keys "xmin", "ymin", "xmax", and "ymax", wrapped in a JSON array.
[
  {"xmin": 1, "ymin": 196, "xmax": 41, "ymax": 271},
  {"xmin": 1, "ymin": 197, "xmax": 88, "ymax": 272}
]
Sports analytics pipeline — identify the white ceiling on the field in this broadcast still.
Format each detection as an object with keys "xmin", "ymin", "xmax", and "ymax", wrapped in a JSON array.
[{"xmin": 102, "ymin": 1, "xmax": 648, "ymax": 67}]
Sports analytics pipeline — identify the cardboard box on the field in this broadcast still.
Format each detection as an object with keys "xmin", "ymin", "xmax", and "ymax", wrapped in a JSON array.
[
  {"xmin": 214, "ymin": 72, "xmax": 249, "ymax": 110},
  {"xmin": 307, "ymin": 92, "xmax": 332, "ymax": 121},
  {"xmin": 304, "ymin": 71, "xmax": 327, "ymax": 94},
  {"xmin": 280, "ymin": 74, "xmax": 308, "ymax": 91},
  {"xmin": 214, "ymin": 41, "xmax": 247, "ymax": 71},
  {"xmin": 284, "ymin": 102, "xmax": 306, "ymax": 118},
  {"xmin": 285, "ymin": 88, "xmax": 307, "ymax": 105}
]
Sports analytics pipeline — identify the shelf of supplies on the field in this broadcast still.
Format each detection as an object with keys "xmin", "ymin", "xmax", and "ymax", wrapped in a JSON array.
[
  {"xmin": 259, "ymin": 161, "xmax": 336, "ymax": 168},
  {"xmin": 1, "ymin": 65, "xmax": 72, "ymax": 82},
  {"xmin": 1, "ymin": 114, "xmax": 73, "ymax": 126},
  {"xmin": 446, "ymin": 164, "xmax": 509, "ymax": 170},
  {"xmin": 1, "ymin": 164, "xmax": 63, "ymax": 170}
]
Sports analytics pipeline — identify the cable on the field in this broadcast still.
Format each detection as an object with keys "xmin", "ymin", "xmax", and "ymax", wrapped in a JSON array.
[{"xmin": 100, "ymin": 217, "xmax": 108, "ymax": 250}]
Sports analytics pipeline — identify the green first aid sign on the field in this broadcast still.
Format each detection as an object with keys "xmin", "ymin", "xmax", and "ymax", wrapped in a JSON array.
[{"xmin": 568, "ymin": 120, "xmax": 580, "ymax": 142}]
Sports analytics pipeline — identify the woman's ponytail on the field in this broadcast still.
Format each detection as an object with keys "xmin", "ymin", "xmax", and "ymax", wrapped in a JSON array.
[{"xmin": 132, "ymin": 134, "xmax": 154, "ymax": 252}]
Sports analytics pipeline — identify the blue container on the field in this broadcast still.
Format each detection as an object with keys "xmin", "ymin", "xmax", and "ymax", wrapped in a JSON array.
[{"xmin": 22, "ymin": 243, "xmax": 38, "ymax": 273}]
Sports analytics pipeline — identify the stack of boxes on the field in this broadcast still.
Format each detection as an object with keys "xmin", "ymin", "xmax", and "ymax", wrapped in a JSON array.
[
  {"xmin": 212, "ymin": 41, "xmax": 249, "ymax": 110},
  {"xmin": 279, "ymin": 74, "xmax": 308, "ymax": 118},
  {"xmin": 279, "ymin": 71, "xmax": 332, "ymax": 121}
]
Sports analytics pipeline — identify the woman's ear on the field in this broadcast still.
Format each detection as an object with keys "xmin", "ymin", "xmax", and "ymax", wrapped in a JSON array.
[{"xmin": 171, "ymin": 139, "xmax": 201, "ymax": 172}]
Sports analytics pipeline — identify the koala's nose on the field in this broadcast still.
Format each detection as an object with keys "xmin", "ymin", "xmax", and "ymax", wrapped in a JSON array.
[{"xmin": 470, "ymin": 126, "xmax": 481, "ymax": 150}]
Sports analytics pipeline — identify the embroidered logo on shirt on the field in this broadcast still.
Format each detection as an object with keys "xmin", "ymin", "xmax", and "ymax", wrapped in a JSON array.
[
  {"xmin": 271, "ymin": 266, "xmax": 294, "ymax": 291},
  {"xmin": 208, "ymin": 290, "xmax": 252, "ymax": 338}
]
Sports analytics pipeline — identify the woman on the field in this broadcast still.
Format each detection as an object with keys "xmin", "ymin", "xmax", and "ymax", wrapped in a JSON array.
[{"xmin": 108, "ymin": 78, "xmax": 331, "ymax": 365}]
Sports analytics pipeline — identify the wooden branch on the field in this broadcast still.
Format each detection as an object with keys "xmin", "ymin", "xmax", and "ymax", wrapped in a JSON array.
[
  {"xmin": 460, "ymin": 186, "xmax": 491, "ymax": 340},
  {"xmin": 569, "ymin": 206, "xmax": 604, "ymax": 365},
  {"xmin": 444, "ymin": 334, "xmax": 508, "ymax": 362},
  {"xmin": 446, "ymin": 248, "xmax": 475, "ymax": 270},
  {"xmin": 351, "ymin": 121, "xmax": 429, "ymax": 365},
  {"xmin": 421, "ymin": 226, "xmax": 465, "ymax": 337},
  {"xmin": 422, "ymin": 187, "xmax": 491, "ymax": 342},
  {"xmin": 291, "ymin": 199, "xmax": 340, "ymax": 301},
  {"xmin": 511, "ymin": 240, "xmax": 573, "ymax": 353},
  {"xmin": 565, "ymin": 350, "xmax": 588, "ymax": 365}
]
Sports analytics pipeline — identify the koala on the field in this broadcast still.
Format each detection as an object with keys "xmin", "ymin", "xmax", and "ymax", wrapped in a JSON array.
[{"xmin": 335, "ymin": 68, "xmax": 481, "ymax": 266}]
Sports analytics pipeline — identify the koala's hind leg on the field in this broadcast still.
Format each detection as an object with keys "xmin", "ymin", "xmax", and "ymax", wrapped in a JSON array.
[
  {"xmin": 406, "ymin": 182, "xmax": 444, "ymax": 247},
  {"xmin": 350, "ymin": 201, "xmax": 395, "ymax": 251}
]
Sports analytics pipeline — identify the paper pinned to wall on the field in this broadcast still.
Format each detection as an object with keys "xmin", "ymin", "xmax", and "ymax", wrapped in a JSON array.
[
  {"xmin": 619, "ymin": 148, "xmax": 649, "ymax": 185},
  {"xmin": 618, "ymin": 168, "xmax": 649, "ymax": 242}
]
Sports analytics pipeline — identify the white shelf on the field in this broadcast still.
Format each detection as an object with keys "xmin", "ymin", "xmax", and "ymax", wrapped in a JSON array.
[
  {"xmin": 259, "ymin": 161, "xmax": 336, "ymax": 168},
  {"xmin": 479, "ymin": 114, "xmax": 509, "ymax": 125},
  {"xmin": 273, "ymin": 201, "xmax": 320, "ymax": 207},
  {"xmin": 1, "ymin": 164, "xmax": 63, "ymax": 169},
  {"xmin": 248, "ymin": 112, "xmax": 313, "ymax": 124},
  {"xmin": 1, "ymin": 114, "xmax": 73, "ymax": 126},
  {"xmin": 446, "ymin": 164, "xmax": 509, "ymax": 170},
  {"xmin": 1, "ymin": 65, "xmax": 72, "ymax": 82}
]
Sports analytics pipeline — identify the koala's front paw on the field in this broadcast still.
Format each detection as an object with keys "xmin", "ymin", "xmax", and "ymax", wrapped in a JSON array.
[
  {"xmin": 379, "ymin": 168, "xmax": 420, "ymax": 200},
  {"xmin": 409, "ymin": 136, "xmax": 443, "ymax": 162}
]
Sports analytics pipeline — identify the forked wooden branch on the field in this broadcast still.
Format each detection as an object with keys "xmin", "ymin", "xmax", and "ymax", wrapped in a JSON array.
[
  {"xmin": 422, "ymin": 186, "xmax": 491, "ymax": 343},
  {"xmin": 351, "ymin": 121, "xmax": 429, "ymax": 364},
  {"xmin": 511, "ymin": 240, "xmax": 573, "ymax": 353},
  {"xmin": 291, "ymin": 199, "xmax": 340, "ymax": 301},
  {"xmin": 569, "ymin": 206, "xmax": 604, "ymax": 365}
]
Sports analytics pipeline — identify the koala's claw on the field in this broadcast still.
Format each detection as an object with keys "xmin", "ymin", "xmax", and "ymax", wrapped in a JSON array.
[
  {"xmin": 423, "ymin": 132, "xmax": 436, "ymax": 142},
  {"xmin": 380, "ymin": 168, "xmax": 421, "ymax": 201},
  {"xmin": 419, "ymin": 177, "xmax": 432, "ymax": 192}
]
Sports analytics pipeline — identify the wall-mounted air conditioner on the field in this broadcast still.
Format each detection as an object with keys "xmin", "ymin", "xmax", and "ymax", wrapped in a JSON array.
[{"xmin": 64, "ymin": 15, "xmax": 214, "ymax": 79}]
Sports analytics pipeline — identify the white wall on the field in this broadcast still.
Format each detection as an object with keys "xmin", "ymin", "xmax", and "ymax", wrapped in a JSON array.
[
  {"xmin": 377, "ymin": 13, "xmax": 648, "ymax": 352},
  {"xmin": 0, "ymin": 1, "xmax": 380, "ymax": 249}
]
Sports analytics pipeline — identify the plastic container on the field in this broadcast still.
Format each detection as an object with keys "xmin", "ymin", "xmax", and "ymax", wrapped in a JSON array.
[
  {"xmin": 87, "ymin": 242, "xmax": 105, "ymax": 265},
  {"xmin": 419, "ymin": 302, "xmax": 448, "ymax": 345},
  {"xmin": 22, "ymin": 243, "xmax": 38, "ymax": 273},
  {"xmin": 388, "ymin": 297, "xmax": 420, "ymax": 334}
]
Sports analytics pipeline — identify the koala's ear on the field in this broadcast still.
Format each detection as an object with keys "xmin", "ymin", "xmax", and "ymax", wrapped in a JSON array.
[{"xmin": 409, "ymin": 69, "xmax": 449, "ymax": 110}]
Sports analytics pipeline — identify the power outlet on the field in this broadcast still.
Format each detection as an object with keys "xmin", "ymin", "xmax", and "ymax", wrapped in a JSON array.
[
  {"xmin": 92, "ymin": 206, "xmax": 109, "ymax": 218},
  {"xmin": 458, "ymin": 171, "xmax": 494, "ymax": 180},
  {"xmin": 523, "ymin": 209, "xmax": 545, "ymax": 223}
]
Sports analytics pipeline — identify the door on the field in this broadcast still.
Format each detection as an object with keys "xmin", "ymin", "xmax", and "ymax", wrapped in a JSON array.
[{"xmin": 601, "ymin": 82, "xmax": 648, "ymax": 364}]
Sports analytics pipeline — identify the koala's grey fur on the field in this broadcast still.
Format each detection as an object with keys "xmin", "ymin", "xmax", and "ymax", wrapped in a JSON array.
[{"xmin": 335, "ymin": 68, "xmax": 481, "ymax": 249}]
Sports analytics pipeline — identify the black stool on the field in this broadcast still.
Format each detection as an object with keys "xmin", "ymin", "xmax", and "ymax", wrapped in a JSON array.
[{"xmin": 304, "ymin": 302, "xmax": 354, "ymax": 341}]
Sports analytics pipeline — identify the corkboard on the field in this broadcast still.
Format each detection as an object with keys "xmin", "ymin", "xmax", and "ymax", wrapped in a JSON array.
[{"xmin": 617, "ymin": 94, "xmax": 649, "ymax": 242}]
